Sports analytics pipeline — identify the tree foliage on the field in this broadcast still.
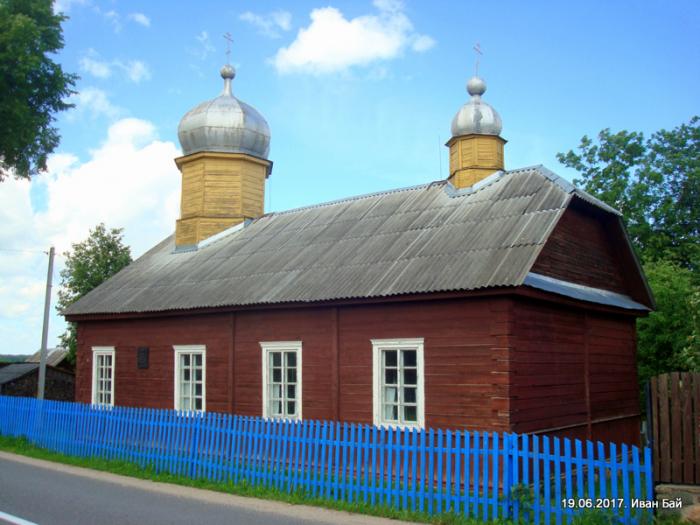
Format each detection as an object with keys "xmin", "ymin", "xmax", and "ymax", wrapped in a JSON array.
[
  {"xmin": 557, "ymin": 116, "xmax": 700, "ymax": 271},
  {"xmin": 637, "ymin": 260, "xmax": 699, "ymax": 384},
  {"xmin": 0, "ymin": 0, "xmax": 77, "ymax": 180},
  {"xmin": 558, "ymin": 117, "xmax": 700, "ymax": 382},
  {"xmin": 57, "ymin": 224, "xmax": 132, "ymax": 362}
]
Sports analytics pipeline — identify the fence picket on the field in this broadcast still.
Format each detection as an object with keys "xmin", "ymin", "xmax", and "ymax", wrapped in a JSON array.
[
  {"xmin": 543, "ymin": 435, "xmax": 551, "ymax": 523},
  {"xmin": 611, "ymin": 442, "xmax": 618, "ymax": 507},
  {"xmin": 554, "ymin": 437, "xmax": 562, "ymax": 525},
  {"xmin": 0, "ymin": 396, "xmax": 655, "ymax": 525},
  {"xmin": 491, "ymin": 432, "xmax": 499, "ymax": 521},
  {"xmin": 418, "ymin": 429, "xmax": 427, "ymax": 512},
  {"xmin": 502, "ymin": 433, "xmax": 510, "ymax": 520},
  {"xmin": 511, "ymin": 433, "xmax": 518, "ymax": 523},
  {"xmin": 564, "ymin": 438, "xmax": 572, "ymax": 522},
  {"xmin": 481, "ymin": 432, "xmax": 488, "ymax": 522},
  {"xmin": 370, "ymin": 425, "xmax": 378, "ymax": 505},
  {"xmin": 575, "ymin": 439, "xmax": 583, "ymax": 501},
  {"xmin": 333, "ymin": 421, "xmax": 341, "ymax": 501},
  {"xmin": 341, "ymin": 422, "xmax": 349, "ymax": 501},
  {"xmin": 363, "ymin": 425, "xmax": 370, "ymax": 504},
  {"xmin": 533, "ymin": 434, "xmax": 540, "ymax": 525},
  {"xmin": 453, "ymin": 431, "xmax": 461, "ymax": 516},
  {"xmin": 427, "ymin": 428, "xmax": 434, "ymax": 514},
  {"xmin": 622, "ymin": 443, "xmax": 631, "ymax": 524},
  {"xmin": 392, "ymin": 426, "xmax": 400, "ymax": 509},
  {"xmin": 632, "ymin": 445, "xmax": 641, "ymax": 515},
  {"xmin": 644, "ymin": 446, "xmax": 653, "ymax": 520}
]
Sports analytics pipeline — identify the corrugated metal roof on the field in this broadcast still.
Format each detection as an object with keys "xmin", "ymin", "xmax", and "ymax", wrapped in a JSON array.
[
  {"xmin": 524, "ymin": 273, "xmax": 650, "ymax": 311},
  {"xmin": 25, "ymin": 348, "xmax": 68, "ymax": 367},
  {"xmin": 0, "ymin": 363, "xmax": 38, "ymax": 385},
  {"xmin": 65, "ymin": 165, "xmax": 625, "ymax": 316}
]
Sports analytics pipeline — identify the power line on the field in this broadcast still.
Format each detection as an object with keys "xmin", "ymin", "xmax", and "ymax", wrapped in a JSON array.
[
  {"xmin": 0, "ymin": 248, "xmax": 63, "ymax": 255},
  {"xmin": 0, "ymin": 248, "xmax": 48, "ymax": 254}
]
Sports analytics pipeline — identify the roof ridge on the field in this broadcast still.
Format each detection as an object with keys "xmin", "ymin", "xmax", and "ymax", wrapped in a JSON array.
[
  {"xmin": 259, "ymin": 180, "xmax": 444, "ymax": 219},
  {"xmin": 528, "ymin": 165, "xmax": 621, "ymax": 216}
]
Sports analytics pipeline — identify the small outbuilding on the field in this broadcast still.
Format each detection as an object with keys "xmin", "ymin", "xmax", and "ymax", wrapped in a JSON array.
[
  {"xmin": 0, "ymin": 363, "xmax": 74, "ymax": 401},
  {"xmin": 64, "ymin": 64, "xmax": 653, "ymax": 444}
]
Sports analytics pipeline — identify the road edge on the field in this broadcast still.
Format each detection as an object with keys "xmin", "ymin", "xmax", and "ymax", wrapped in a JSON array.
[{"xmin": 0, "ymin": 451, "xmax": 413, "ymax": 525}]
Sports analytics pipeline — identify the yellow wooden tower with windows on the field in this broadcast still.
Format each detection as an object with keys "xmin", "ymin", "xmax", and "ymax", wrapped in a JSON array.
[{"xmin": 174, "ymin": 64, "xmax": 272, "ymax": 247}]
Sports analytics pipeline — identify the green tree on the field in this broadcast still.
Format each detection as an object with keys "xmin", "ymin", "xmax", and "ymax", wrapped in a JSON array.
[
  {"xmin": 637, "ymin": 260, "xmax": 700, "ymax": 385},
  {"xmin": 57, "ymin": 224, "xmax": 132, "ymax": 362},
  {"xmin": 0, "ymin": 0, "xmax": 77, "ymax": 180},
  {"xmin": 558, "ymin": 118, "xmax": 700, "ymax": 387},
  {"xmin": 557, "ymin": 117, "xmax": 700, "ymax": 271}
]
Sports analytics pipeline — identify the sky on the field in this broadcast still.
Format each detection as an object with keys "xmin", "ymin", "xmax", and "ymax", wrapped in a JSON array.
[{"xmin": 0, "ymin": 0, "xmax": 698, "ymax": 355}]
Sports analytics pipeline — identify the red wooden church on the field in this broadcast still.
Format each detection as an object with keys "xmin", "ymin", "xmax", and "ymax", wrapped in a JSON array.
[{"xmin": 65, "ymin": 66, "xmax": 653, "ymax": 444}]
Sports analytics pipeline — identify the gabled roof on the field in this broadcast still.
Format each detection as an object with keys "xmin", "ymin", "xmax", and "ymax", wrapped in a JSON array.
[
  {"xmin": 64, "ymin": 166, "xmax": 641, "ymax": 316},
  {"xmin": 25, "ymin": 348, "xmax": 68, "ymax": 367},
  {"xmin": 0, "ymin": 363, "xmax": 38, "ymax": 385}
]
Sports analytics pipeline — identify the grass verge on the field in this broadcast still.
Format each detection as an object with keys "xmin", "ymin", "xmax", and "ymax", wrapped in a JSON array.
[
  {"xmin": 0, "ymin": 435, "xmax": 503, "ymax": 525},
  {"xmin": 0, "ymin": 435, "xmax": 688, "ymax": 525}
]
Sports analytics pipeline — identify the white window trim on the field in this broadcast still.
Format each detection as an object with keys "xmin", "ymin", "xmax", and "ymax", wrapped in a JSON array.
[
  {"xmin": 372, "ymin": 338, "xmax": 425, "ymax": 429},
  {"xmin": 260, "ymin": 341, "xmax": 303, "ymax": 420},
  {"xmin": 91, "ymin": 346, "xmax": 115, "ymax": 407},
  {"xmin": 173, "ymin": 345, "xmax": 207, "ymax": 412}
]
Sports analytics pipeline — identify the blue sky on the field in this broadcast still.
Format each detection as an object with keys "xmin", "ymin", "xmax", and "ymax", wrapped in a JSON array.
[{"xmin": 1, "ymin": 0, "xmax": 698, "ymax": 355}]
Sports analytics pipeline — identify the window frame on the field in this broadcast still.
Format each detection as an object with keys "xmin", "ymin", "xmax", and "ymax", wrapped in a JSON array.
[
  {"xmin": 173, "ymin": 345, "xmax": 207, "ymax": 412},
  {"xmin": 91, "ymin": 346, "xmax": 116, "ymax": 407},
  {"xmin": 372, "ymin": 338, "xmax": 425, "ymax": 429},
  {"xmin": 260, "ymin": 341, "xmax": 303, "ymax": 421}
]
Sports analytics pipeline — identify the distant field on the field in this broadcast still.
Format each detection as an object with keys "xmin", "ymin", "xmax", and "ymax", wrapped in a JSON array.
[{"xmin": 0, "ymin": 354, "xmax": 28, "ymax": 363}]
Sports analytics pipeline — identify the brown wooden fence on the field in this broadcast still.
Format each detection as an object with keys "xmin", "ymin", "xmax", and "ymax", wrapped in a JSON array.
[{"xmin": 649, "ymin": 372, "xmax": 700, "ymax": 484}]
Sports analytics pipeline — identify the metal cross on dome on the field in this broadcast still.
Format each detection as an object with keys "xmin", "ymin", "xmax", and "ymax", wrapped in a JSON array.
[
  {"xmin": 224, "ymin": 32, "xmax": 233, "ymax": 64},
  {"xmin": 473, "ymin": 42, "xmax": 483, "ymax": 76}
]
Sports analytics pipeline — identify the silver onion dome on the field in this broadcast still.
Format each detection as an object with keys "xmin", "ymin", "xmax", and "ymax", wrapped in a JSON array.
[
  {"xmin": 451, "ymin": 75, "xmax": 502, "ymax": 137},
  {"xmin": 177, "ymin": 65, "xmax": 271, "ymax": 159}
]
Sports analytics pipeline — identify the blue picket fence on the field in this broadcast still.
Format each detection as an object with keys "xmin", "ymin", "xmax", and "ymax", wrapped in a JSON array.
[{"xmin": 0, "ymin": 396, "xmax": 653, "ymax": 523}]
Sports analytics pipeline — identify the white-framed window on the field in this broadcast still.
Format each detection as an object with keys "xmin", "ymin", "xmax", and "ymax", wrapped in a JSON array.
[
  {"xmin": 173, "ymin": 345, "xmax": 206, "ymax": 412},
  {"xmin": 91, "ymin": 346, "xmax": 115, "ymax": 406},
  {"xmin": 260, "ymin": 341, "xmax": 302, "ymax": 420},
  {"xmin": 372, "ymin": 338, "xmax": 425, "ymax": 428}
]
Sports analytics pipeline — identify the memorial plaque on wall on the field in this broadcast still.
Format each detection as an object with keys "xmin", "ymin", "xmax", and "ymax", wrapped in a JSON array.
[{"xmin": 137, "ymin": 347, "xmax": 149, "ymax": 369}]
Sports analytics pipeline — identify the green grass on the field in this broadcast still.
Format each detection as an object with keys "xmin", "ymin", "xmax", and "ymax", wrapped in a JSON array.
[{"xmin": 0, "ymin": 435, "xmax": 688, "ymax": 525}]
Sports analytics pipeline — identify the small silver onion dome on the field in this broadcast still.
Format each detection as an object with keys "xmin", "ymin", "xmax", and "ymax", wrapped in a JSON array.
[
  {"xmin": 178, "ymin": 65, "xmax": 271, "ymax": 159},
  {"xmin": 451, "ymin": 75, "xmax": 502, "ymax": 137}
]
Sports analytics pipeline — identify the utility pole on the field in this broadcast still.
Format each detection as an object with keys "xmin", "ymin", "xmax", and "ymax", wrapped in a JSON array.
[{"xmin": 37, "ymin": 246, "xmax": 55, "ymax": 400}]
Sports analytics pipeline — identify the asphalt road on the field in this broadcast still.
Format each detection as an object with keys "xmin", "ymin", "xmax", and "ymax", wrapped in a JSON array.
[{"xmin": 0, "ymin": 452, "xmax": 409, "ymax": 525}]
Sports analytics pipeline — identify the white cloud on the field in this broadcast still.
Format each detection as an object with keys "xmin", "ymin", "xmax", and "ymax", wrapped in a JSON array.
[
  {"xmin": 412, "ymin": 34, "xmax": 435, "ymax": 53},
  {"xmin": 119, "ymin": 60, "xmax": 151, "ymax": 83},
  {"xmin": 129, "ymin": 12, "xmax": 151, "ymax": 27},
  {"xmin": 68, "ymin": 87, "xmax": 121, "ymax": 120},
  {"xmin": 53, "ymin": 0, "xmax": 88, "ymax": 14},
  {"xmin": 272, "ymin": 0, "xmax": 435, "ymax": 75},
  {"xmin": 79, "ymin": 56, "xmax": 112, "ymax": 78},
  {"xmin": 103, "ymin": 9, "xmax": 122, "ymax": 33},
  {"xmin": 192, "ymin": 31, "xmax": 215, "ymax": 60},
  {"xmin": 0, "ymin": 118, "xmax": 181, "ymax": 354},
  {"xmin": 79, "ymin": 51, "xmax": 151, "ymax": 84},
  {"xmin": 240, "ymin": 10, "xmax": 292, "ymax": 39}
]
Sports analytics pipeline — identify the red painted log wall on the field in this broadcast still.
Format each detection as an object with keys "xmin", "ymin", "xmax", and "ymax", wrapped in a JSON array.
[
  {"xmin": 76, "ymin": 297, "xmax": 512, "ymax": 431},
  {"xmin": 75, "ymin": 294, "xmax": 640, "ymax": 443},
  {"xmin": 510, "ymin": 297, "xmax": 640, "ymax": 444},
  {"xmin": 532, "ymin": 205, "xmax": 628, "ymax": 294}
]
